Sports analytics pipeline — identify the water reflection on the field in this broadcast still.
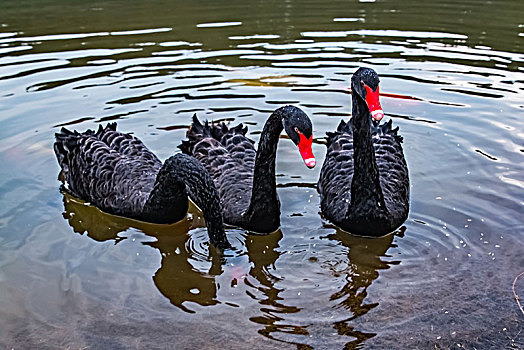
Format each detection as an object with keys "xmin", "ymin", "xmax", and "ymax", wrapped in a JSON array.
[
  {"xmin": 244, "ymin": 224, "xmax": 401, "ymax": 348},
  {"xmin": 62, "ymin": 190, "xmax": 296, "ymax": 318},
  {"xmin": 324, "ymin": 228, "xmax": 401, "ymax": 348},
  {"xmin": 63, "ymin": 189, "xmax": 309, "ymax": 344},
  {"xmin": 61, "ymin": 192, "xmax": 225, "ymax": 313},
  {"xmin": 327, "ymin": 228, "xmax": 399, "ymax": 316},
  {"xmin": 148, "ymin": 232, "xmax": 224, "ymax": 313},
  {"xmin": 245, "ymin": 232, "xmax": 307, "ymax": 345}
]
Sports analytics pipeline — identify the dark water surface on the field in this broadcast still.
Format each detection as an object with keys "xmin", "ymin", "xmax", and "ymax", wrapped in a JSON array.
[{"xmin": 1, "ymin": 0, "xmax": 523, "ymax": 349}]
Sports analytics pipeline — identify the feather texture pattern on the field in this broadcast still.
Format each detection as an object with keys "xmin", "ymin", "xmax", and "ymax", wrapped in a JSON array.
[
  {"xmin": 54, "ymin": 123, "xmax": 229, "ymax": 248},
  {"xmin": 318, "ymin": 68, "xmax": 409, "ymax": 236},
  {"xmin": 179, "ymin": 106, "xmax": 315, "ymax": 233}
]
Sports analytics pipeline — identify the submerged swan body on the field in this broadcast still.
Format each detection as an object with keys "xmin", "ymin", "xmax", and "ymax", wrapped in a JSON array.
[
  {"xmin": 318, "ymin": 68, "xmax": 409, "ymax": 236},
  {"xmin": 54, "ymin": 123, "xmax": 229, "ymax": 248},
  {"xmin": 179, "ymin": 105, "xmax": 316, "ymax": 233}
]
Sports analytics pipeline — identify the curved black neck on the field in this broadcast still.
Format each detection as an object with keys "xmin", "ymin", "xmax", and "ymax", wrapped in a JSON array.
[
  {"xmin": 349, "ymin": 92, "xmax": 388, "ymax": 219},
  {"xmin": 245, "ymin": 110, "xmax": 283, "ymax": 231},
  {"xmin": 144, "ymin": 154, "xmax": 229, "ymax": 249}
]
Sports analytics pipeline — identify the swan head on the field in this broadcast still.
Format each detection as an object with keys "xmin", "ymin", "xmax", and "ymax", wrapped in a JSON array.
[
  {"xmin": 352, "ymin": 67, "xmax": 384, "ymax": 122},
  {"xmin": 279, "ymin": 105, "xmax": 316, "ymax": 169}
]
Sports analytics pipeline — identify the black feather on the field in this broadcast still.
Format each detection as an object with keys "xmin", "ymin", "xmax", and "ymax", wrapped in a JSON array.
[
  {"xmin": 54, "ymin": 123, "xmax": 229, "ymax": 248},
  {"xmin": 180, "ymin": 106, "xmax": 314, "ymax": 233},
  {"xmin": 318, "ymin": 68, "xmax": 409, "ymax": 236}
]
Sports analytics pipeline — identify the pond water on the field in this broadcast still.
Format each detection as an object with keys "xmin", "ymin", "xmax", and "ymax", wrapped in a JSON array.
[{"xmin": 1, "ymin": 0, "xmax": 523, "ymax": 348}]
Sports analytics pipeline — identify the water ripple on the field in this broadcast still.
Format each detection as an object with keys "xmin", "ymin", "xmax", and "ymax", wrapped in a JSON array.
[
  {"xmin": 301, "ymin": 30, "xmax": 468, "ymax": 40},
  {"xmin": 1, "ymin": 7, "xmax": 524, "ymax": 347},
  {"xmin": 0, "ymin": 27, "xmax": 172, "ymax": 45}
]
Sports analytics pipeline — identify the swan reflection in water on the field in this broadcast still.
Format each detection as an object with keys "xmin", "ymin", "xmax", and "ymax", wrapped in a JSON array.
[
  {"xmin": 60, "ymin": 191, "xmax": 291, "ymax": 315},
  {"xmin": 61, "ymin": 191, "xmax": 227, "ymax": 312},
  {"xmin": 242, "ymin": 222, "xmax": 402, "ymax": 349},
  {"xmin": 325, "ymin": 227, "xmax": 402, "ymax": 347},
  {"xmin": 61, "ymin": 190, "xmax": 402, "ymax": 347}
]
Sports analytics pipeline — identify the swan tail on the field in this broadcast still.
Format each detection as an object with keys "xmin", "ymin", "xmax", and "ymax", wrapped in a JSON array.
[
  {"xmin": 325, "ymin": 118, "xmax": 403, "ymax": 147},
  {"xmin": 54, "ymin": 126, "xmax": 96, "ymax": 197},
  {"xmin": 325, "ymin": 119, "xmax": 354, "ymax": 147},
  {"xmin": 54, "ymin": 127, "xmax": 85, "ymax": 171},
  {"xmin": 376, "ymin": 119, "xmax": 403, "ymax": 143},
  {"xmin": 178, "ymin": 114, "xmax": 214, "ymax": 155},
  {"xmin": 180, "ymin": 113, "xmax": 253, "ymax": 156},
  {"xmin": 178, "ymin": 140, "xmax": 191, "ymax": 155},
  {"xmin": 54, "ymin": 123, "xmax": 111, "ymax": 170},
  {"xmin": 208, "ymin": 121, "xmax": 248, "ymax": 145}
]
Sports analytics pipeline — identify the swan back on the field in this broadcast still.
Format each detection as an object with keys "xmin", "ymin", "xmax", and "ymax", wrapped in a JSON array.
[
  {"xmin": 179, "ymin": 106, "xmax": 315, "ymax": 233},
  {"xmin": 318, "ymin": 117, "xmax": 409, "ymax": 235},
  {"xmin": 54, "ymin": 123, "xmax": 162, "ymax": 219},
  {"xmin": 373, "ymin": 120, "xmax": 409, "ymax": 224},
  {"xmin": 179, "ymin": 116, "xmax": 256, "ymax": 226}
]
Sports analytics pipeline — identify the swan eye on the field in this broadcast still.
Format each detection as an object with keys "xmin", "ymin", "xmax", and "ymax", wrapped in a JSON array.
[{"xmin": 294, "ymin": 127, "xmax": 300, "ymax": 134}]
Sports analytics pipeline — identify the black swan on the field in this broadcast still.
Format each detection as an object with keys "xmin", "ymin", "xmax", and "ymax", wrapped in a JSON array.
[
  {"xmin": 318, "ymin": 67, "xmax": 409, "ymax": 236},
  {"xmin": 179, "ymin": 105, "xmax": 316, "ymax": 233},
  {"xmin": 53, "ymin": 123, "xmax": 229, "ymax": 248}
]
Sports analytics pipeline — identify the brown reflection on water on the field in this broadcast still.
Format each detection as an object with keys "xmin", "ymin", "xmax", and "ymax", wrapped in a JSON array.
[
  {"xmin": 325, "ymin": 228, "xmax": 400, "ymax": 348},
  {"xmin": 61, "ymin": 192, "xmax": 225, "ymax": 313},
  {"xmin": 327, "ymin": 229, "xmax": 398, "ymax": 317},
  {"xmin": 245, "ymin": 225, "xmax": 401, "ymax": 349},
  {"xmin": 327, "ymin": 226, "xmax": 400, "ymax": 349},
  {"xmin": 148, "ymin": 234, "xmax": 224, "ymax": 313},
  {"xmin": 62, "ymin": 191, "xmax": 299, "ymax": 319},
  {"xmin": 245, "ymin": 232, "xmax": 308, "ymax": 347},
  {"xmin": 62, "ymin": 189, "xmax": 397, "ymax": 348}
]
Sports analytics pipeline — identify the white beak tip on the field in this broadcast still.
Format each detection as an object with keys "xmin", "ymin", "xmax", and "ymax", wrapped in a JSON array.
[
  {"xmin": 304, "ymin": 158, "xmax": 316, "ymax": 169},
  {"xmin": 371, "ymin": 110, "xmax": 384, "ymax": 121}
]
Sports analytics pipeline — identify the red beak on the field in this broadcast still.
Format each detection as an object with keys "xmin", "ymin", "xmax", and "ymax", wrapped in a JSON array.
[
  {"xmin": 298, "ymin": 132, "xmax": 316, "ymax": 169},
  {"xmin": 364, "ymin": 84, "xmax": 384, "ymax": 121}
]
